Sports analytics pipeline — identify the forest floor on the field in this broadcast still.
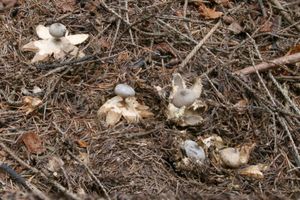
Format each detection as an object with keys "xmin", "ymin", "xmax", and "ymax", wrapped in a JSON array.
[{"xmin": 1, "ymin": 0, "xmax": 300, "ymax": 199}]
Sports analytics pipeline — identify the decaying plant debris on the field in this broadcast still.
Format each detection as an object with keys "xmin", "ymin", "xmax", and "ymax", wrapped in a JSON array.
[{"xmin": 1, "ymin": 0, "xmax": 300, "ymax": 199}]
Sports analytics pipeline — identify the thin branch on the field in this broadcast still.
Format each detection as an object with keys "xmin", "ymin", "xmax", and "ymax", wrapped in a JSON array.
[
  {"xmin": 0, "ymin": 142, "xmax": 81, "ymax": 200},
  {"xmin": 67, "ymin": 151, "xmax": 111, "ymax": 200},
  {"xmin": 234, "ymin": 52, "xmax": 300, "ymax": 75},
  {"xmin": 179, "ymin": 21, "xmax": 221, "ymax": 69},
  {"xmin": 277, "ymin": 117, "xmax": 300, "ymax": 167},
  {"xmin": 269, "ymin": 72, "xmax": 300, "ymax": 115},
  {"xmin": 270, "ymin": 0, "xmax": 300, "ymax": 32}
]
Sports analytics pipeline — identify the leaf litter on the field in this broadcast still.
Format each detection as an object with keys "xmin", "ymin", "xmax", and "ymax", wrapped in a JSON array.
[{"xmin": 1, "ymin": 0, "xmax": 300, "ymax": 199}]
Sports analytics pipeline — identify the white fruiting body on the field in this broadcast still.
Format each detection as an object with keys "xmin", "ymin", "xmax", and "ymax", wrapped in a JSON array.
[
  {"xmin": 114, "ymin": 84, "xmax": 135, "ymax": 98},
  {"xmin": 219, "ymin": 147, "xmax": 241, "ymax": 168},
  {"xmin": 49, "ymin": 23, "xmax": 67, "ymax": 38},
  {"xmin": 181, "ymin": 140, "xmax": 205, "ymax": 162},
  {"xmin": 172, "ymin": 89, "xmax": 197, "ymax": 108}
]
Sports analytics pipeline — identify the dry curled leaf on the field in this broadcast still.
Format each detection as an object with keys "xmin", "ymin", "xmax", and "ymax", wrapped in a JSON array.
[
  {"xmin": 239, "ymin": 164, "xmax": 268, "ymax": 179},
  {"xmin": 97, "ymin": 96, "xmax": 153, "ymax": 126},
  {"xmin": 287, "ymin": 44, "xmax": 300, "ymax": 55},
  {"xmin": 213, "ymin": 0, "xmax": 230, "ymax": 6},
  {"xmin": 77, "ymin": 140, "xmax": 88, "ymax": 148},
  {"xmin": 259, "ymin": 19, "xmax": 273, "ymax": 33},
  {"xmin": 47, "ymin": 156, "xmax": 64, "ymax": 172},
  {"xmin": 53, "ymin": 0, "xmax": 76, "ymax": 13},
  {"xmin": 21, "ymin": 96, "xmax": 42, "ymax": 115},
  {"xmin": 198, "ymin": 3, "xmax": 223, "ymax": 19},
  {"xmin": 22, "ymin": 24, "xmax": 88, "ymax": 63},
  {"xmin": 0, "ymin": 0, "xmax": 17, "ymax": 10},
  {"xmin": 228, "ymin": 21, "xmax": 243, "ymax": 34},
  {"xmin": 21, "ymin": 132, "xmax": 45, "ymax": 154},
  {"xmin": 201, "ymin": 135, "xmax": 224, "ymax": 149},
  {"xmin": 233, "ymin": 99, "xmax": 248, "ymax": 114}
]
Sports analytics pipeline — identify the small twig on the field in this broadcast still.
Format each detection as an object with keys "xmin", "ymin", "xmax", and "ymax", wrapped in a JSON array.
[
  {"xmin": 234, "ymin": 52, "xmax": 300, "ymax": 75},
  {"xmin": 0, "ymin": 142, "xmax": 81, "ymax": 200},
  {"xmin": 270, "ymin": 0, "xmax": 300, "ymax": 32},
  {"xmin": 277, "ymin": 117, "xmax": 300, "ymax": 167},
  {"xmin": 183, "ymin": 0, "xmax": 192, "ymax": 37},
  {"xmin": 179, "ymin": 21, "xmax": 221, "ymax": 69},
  {"xmin": 100, "ymin": 1, "xmax": 164, "ymax": 36},
  {"xmin": 257, "ymin": 0, "xmax": 267, "ymax": 17},
  {"xmin": 247, "ymin": 33, "xmax": 276, "ymax": 106},
  {"xmin": 227, "ymin": 71, "xmax": 300, "ymax": 119},
  {"xmin": 67, "ymin": 151, "xmax": 111, "ymax": 200},
  {"xmin": 124, "ymin": 0, "xmax": 135, "ymax": 45},
  {"xmin": 0, "ymin": 163, "xmax": 50, "ymax": 200},
  {"xmin": 0, "ymin": 89, "xmax": 22, "ymax": 106},
  {"xmin": 109, "ymin": 19, "xmax": 121, "ymax": 56},
  {"xmin": 0, "ymin": 162, "xmax": 28, "ymax": 189},
  {"xmin": 35, "ymin": 55, "xmax": 96, "ymax": 70},
  {"xmin": 269, "ymin": 72, "xmax": 300, "ymax": 115}
]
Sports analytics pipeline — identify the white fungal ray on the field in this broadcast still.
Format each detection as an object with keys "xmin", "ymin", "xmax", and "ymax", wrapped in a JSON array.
[
  {"xmin": 22, "ymin": 24, "xmax": 89, "ymax": 63},
  {"xmin": 97, "ymin": 96, "xmax": 153, "ymax": 126}
]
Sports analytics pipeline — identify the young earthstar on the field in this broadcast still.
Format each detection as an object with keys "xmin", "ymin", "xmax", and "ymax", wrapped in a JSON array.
[
  {"xmin": 22, "ymin": 23, "xmax": 89, "ymax": 63},
  {"xmin": 166, "ymin": 73, "xmax": 206, "ymax": 127},
  {"xmin": 97, "ymin": 84, "xmax": 154, "ymax": 126}
]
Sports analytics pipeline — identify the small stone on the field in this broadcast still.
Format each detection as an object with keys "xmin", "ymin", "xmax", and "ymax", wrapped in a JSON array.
[
  {"xmin": 181, "ymin": 140, "xmax": 205, "ymax": 163},
  {"xmin": 114, "ymin": 84, "xmax": 135, "ymax": 98}
]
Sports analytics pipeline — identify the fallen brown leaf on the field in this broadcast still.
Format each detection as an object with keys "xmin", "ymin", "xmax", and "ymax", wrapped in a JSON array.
[
  {"xmin": 213, "ymin": 0, "xmax": 230, "ymax": 6},
  {"xmin": 0, "ymin": 0, "xmax": 17, "ymax": 9},
  {"xmin": 21, "ymin": 132, "xmax": 45, "ymax": 154},
  {"xmin": 77, "ymin": 140, "xmax": 88, "ymax": 148},
  {"xmin": 260, "ymin": 20, "xmax": 273, "ymax": 33},
  {"xmin": 198, "ymin": 3, "xmax": 223, "ymax": 19},
  {"xmin": 53, "ymin": 0, "xmax": 76, "ymax": 13},
  {"xmin": 228, "ymin": 21, "xmax": 243, "ymax": 34},
  {"xmin": 287, "ymin": 44, "xmax": 300, "ymax": 55},
  {"xmin": 47, "ymin": 156, "xmax": 64, "ymax": 172},
  {"xmin": 233, "ymin": 99, "xmax": 248, "ymax": 114},
  {"xmin": 21, "ymin": 96, "xmax": 42, "ymax": 115}
]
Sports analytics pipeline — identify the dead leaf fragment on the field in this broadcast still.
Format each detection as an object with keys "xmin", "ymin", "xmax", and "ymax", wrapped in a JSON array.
[
  {"xmin": 287, "ymin": 44, "xmax": 300, "ymax": 55},
  {"xmin": 233, "ymin": 99, "xmax": 248, "ymax": 114},
  {"xmin": 228, "ymin": 21, "xmax": 243, "ymax": 34},
  {"xmin": 239, "ymin": 164, "xmax": 268, "ymax": 179},
  {"xmin": 22, "ymin": 24, "xmax": 89, "ymax": 63},
  {"xmin": 79, "ymin": 152, "xmax": 89, "ymax": 165},
  {"xmin": 0, "ymin": 0, "xmax": 17, "ymax": 10},
  {"xmin": 53, "ymin": 0, "xmax": 76, "ymax": 13},
  {"xmin": 259, "ymin": 20, "xmax": 273, "ymax": 33},
  {"xmin": 47, "ymin": 156, "xmax": 64, "ymax": 172},
  {"xmin": 21, "ymin": 132, "xmax": 45, "ymax": 154},
  {"xmin": 213, "ymin": 0, "xmax": 230, "ymax": 6},
  {"xmin": 201, "ymin": 135, "xmax": 224, "ymax": 149},
  {"xmin": 77, "ymin": 140, "xmax": 88, "ymax": 148},
  {"xmin": 198, "ymin": 3, "xmax": 223, "ymax": 19},
  {"xmin": 21, "ymin": 96, "xmax": 42, "ymax": 115}
]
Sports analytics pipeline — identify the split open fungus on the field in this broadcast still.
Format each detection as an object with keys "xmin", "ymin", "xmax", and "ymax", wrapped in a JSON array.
[
  {"xmin": 97, "ymin": 84, "xmax": 154, "ymax": 126},
  {"xmin": 167, "ymin": 73, "xmax": 206, "ymax": 126},
  {"xmin": 22, "ymin": 23, "xmax": 89, "ymax": 63}
]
